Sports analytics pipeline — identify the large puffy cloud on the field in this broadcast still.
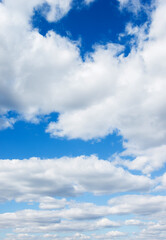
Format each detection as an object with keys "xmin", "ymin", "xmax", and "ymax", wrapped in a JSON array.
[
  {"xmin": 0, "ymin": 0, "xmax": 166, "ymax": 178},
  {"xmin": 44, "ymin": 0, "xmax": 166, "ymax": 154},
  {"xmin": 0, "ymin": 0, "xmax": 166, "ymax": 156},
  {"xmin": 0, "ymin": 156, "xmax": 152, "ymax": 202}
]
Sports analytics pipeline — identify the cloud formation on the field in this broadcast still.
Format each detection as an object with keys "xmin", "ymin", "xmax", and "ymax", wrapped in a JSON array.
[
  {"xmin": 1, "ymin": 1, "xmax": 166, "ymax": 239},
  {"xmin": 0, "ymin": 0, "xmax": 166, "ymax": 158},
  {"xmin": 0, "ymin": 156, "xmax": 152, "ymax": 202}
]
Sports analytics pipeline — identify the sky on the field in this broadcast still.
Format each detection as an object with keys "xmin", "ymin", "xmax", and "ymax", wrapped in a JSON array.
[{"xmin": 0, "ymin": 0, "xmax": 166, "ymax": 239}]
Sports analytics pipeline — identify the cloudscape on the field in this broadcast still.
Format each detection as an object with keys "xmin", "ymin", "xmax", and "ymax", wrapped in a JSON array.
[{"xmin": 0, "ymin": 0, "xmax": 166, "ymax": 239}]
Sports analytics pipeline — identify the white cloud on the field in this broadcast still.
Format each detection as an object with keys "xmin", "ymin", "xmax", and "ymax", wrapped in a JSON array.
[
  {"xmin": 0, "ymin": 0, "xmax": 166, "ymax": 164},
  {"xmin": 136, "ymin": 221, "xmax": 166, "ymax": 240},
  {"xmin": 0, "ymin": 116, "xmax": 15, "ymax": 130},
  {"xmin": 1, "ymin": 193, "xmax": 166, "ymax": 239},
  {"xmin": 0, "ymin": 208, "xmax": 118, "ymax": 233},
  {"xmin": 39, "ymin": 197, "xmax": 68, "ymax": 209},
  {"xmin": 125, "ymin": 219, "xmax": 144, "ymax": 226},
  {"xmin": 93, "ymin": 231, "xmax": 127, "ymax": 239},
  {"xmin": 0, "ymin": 156, "xmax": 152, "ymax": 202},
  {"xmin": 114, "ymin": 145, "xmax": 166, "ymax": 174},
  {"xmin": 117, "ymin": 0, "xmax": 141, "ymax": 13},
  {"xmin": 108, "ymin": 195, "xmax": 166, "ymax": 217}
]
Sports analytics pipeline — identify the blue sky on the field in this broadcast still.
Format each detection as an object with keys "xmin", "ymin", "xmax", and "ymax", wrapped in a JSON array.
[{"xmin": 0, "ymin": 0, "xmax": 166, "ymax": 239}]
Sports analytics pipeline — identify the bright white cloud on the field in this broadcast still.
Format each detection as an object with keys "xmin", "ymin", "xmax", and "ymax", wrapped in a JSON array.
[
  {"xmin": 0, "ymin": 156, "xmax": 152, "ymax": 202},
  {"xmin": 0, "ymin": 0, "xmax": 166, "ymax": 165},
  {"xmin": 114, "ymin": 145, "xmax": 166, "ymax": 174}
]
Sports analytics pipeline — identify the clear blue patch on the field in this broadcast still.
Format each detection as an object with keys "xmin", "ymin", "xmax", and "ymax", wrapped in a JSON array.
[
  {"xmin": 0, "ymin": 200, "xmax": 38, "ymax": 214},
  {"xmin": 31, "ymin": 0, "xmax": 152, "ymax": 57},
  {"xmin": 0, "ymin": 113, "xmax": 124, "ymax": 159}
]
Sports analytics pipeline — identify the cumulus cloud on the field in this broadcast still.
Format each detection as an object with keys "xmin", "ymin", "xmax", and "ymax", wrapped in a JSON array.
[
  {"xmin": 0, "ymin": 156, "xmax": 152, "ymax": 202},
  {"xmin": 45, "ymin": 0, "xmax": 166, "ymax": 154},
  {"xmin": 0, "ymin": 0, "xmax": 166, "ymax": 171},
  {"xmin": 0, "ymin": 208, "xmax": 119, "ymax": 233},
  {"xmin": 114, "ymin": 145, "xmax": 166, "ymax": 174},
  {"xmin": 108, "ymin": 195, "xmax": 166, "ymax": 217},
  {"xmin": 0, "ymin": 0, "xmax": 163, "ymax": 140},
  {"xmin": 1, "ymin": 1, "xmax": 166, "ymax": 239}
]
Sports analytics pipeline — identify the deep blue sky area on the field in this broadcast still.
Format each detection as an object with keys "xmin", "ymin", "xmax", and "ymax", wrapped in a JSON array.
[{"xmin": 32, "ymin": 0, "xmax": 151, "ymax": 56}]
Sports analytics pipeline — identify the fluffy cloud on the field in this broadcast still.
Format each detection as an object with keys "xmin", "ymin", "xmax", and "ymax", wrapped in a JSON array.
[
  {"xmin": 0, "ymin": 207, "xmax": 119, "ymax": 233},
  {"xmin": 0, "ymin": 0, "xmax": 166, "ymax": 156},
  {"xmin": 108, "ymin": 195, "xmax": 166, "ymax": 217},
  {"xmin": 39, "ymin": 197, "xmax": 68, "ymax": 209},
  {"xmin": 45, "ymin": 0, "xmax": 166, "ymax": 155},
  {"xmin": 1, "ymin": 193, "xmax": 166, "ymax": 239},
  {"xmin": 114, "ymin": 145, "xmax": 166, "ymax": 174},
  {"xmin": 0, "ymin": 156, "xmax": 152, "ymax": 202}
]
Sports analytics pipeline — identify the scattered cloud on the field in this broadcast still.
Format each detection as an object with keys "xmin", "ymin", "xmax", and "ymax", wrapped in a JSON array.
[
  {"xmin": 84, "ymin": 0, "xmax": 96, "ymax": 5},
  {"xmin": 0, "ymin": 116, "xmax": 15, "ymax": 130},
  {"xmin": 114, "ymin": 145, "xmax": 166, "ymax": 174}
]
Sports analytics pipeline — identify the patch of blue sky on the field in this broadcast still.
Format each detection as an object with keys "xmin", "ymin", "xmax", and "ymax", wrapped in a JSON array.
[
  {"xmin": 0, "ymin": 113, "xmax": 124, "ymax": 159},
  {"xmin": 0, "ymin": 231, "xmax": 13, "ymax": 240},
  {"xmin": 31, "ymin": 0, "xmax": 152, "ymax": 57},
  {"xmin": 0, "ymin": 200, "xmax": 39, "ymax": 214}
]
